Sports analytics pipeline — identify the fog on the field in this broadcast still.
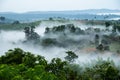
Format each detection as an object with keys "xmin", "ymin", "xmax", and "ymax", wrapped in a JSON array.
[
  {"xmin": 0, "ymin": 29, "xmax": 67, "ymax": 61},
  {"xmin": 35, "ymin": 20, "xmax": 73, "ymax": 36},
  {"xmin": 0, "ymin": 21, "xmax": 120, "ymax": 65}
]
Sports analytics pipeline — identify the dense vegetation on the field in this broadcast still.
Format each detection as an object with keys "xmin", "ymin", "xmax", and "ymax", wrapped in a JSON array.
[
  {"xmin": 0, "ymin": 48, "xmax": 120, "ymax": 80},
  {"xmin": 45, "ymin": 24, "xmax": 85, "ymax": 34}
]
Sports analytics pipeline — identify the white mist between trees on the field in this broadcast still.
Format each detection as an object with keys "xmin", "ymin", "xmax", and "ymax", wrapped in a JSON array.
[{"xmin": 0, "ymin": 21, "xmax": 120, "ymax": 65}]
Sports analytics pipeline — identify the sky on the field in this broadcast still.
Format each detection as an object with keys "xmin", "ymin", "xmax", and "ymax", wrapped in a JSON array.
[{"xmin": 0, "ymin": 0, "xmax": 119, "ymax": 13}]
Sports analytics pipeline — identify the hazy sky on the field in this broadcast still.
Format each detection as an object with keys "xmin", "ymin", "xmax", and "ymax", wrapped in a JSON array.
[{"xmin": 0, "ymin": 0, "xmax": 119, "ymax": 13}]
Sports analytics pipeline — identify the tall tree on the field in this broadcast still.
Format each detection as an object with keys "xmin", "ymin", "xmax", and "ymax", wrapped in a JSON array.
[
  {"xmin": 105, "ymin": 22, "xmax": 111, "ymax": 30},
  {"xmin": 65, "ymin": 51, "xmax": 78, "ymax": 63}
]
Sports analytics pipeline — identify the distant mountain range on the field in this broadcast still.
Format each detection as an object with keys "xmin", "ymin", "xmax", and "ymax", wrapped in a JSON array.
[
  {"xmin": 26, "ymin": 9, "xmax": 120, "ymax": 14},
  {"xmin": 0, "ymin": 9, "xmax": 120, "ymax": 22},
  {"xmin": 0, "ymin": 9, "xmax": 120, "ymax": 14}
]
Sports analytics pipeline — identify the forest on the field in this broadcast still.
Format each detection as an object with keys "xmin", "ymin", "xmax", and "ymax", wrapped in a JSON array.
[
  {"xmin": 1, "ymin": 0, "xmax": 120, "ymax": 79},
  {"xmin": 0, "ymin": 48, "xmax": 120, "ymax": 80},
  {"xmin": 0, "ymin": 15, "xmax": 120, "ymax": 80}
]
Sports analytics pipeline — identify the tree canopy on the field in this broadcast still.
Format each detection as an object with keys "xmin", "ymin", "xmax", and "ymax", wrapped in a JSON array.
[{"xmin": 0, "ymin": 48, "xmax": 120, "ymax": 80}]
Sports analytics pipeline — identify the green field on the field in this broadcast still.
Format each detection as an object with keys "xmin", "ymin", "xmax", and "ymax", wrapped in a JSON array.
[{"xmin": 0, "ymin": 21, "xmax": 41, "ymax": 30}]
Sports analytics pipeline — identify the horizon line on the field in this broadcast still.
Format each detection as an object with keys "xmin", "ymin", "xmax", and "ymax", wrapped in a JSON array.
[{"xmin": 0, "ymin": 8, "xmax": 120, "ymax": 14}]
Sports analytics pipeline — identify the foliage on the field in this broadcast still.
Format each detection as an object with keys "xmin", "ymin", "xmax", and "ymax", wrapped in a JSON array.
[
  {"xmin": 45, "ymin": 24, "xmax": 85, "ymax": 35},
  {"xmin": 24, "ymin": 26, "xmax": 40, "ymax": 42},
  {"xmin": 82, "ymin": 58, "xmax": 119, "ymax": 80},
  {"xmin": 0, "ymin": 48, "xmax": 120, "ymax": 80},
  {"xmin": 113, "ymin": 24, "xmax": 120, "ymax": 32},
  {"xmin": 105, "ymin": 21, "xmax": 111, "ymax": 28},
  {"xmin": 0, "ymin": 48, "xmax": 24, "ymax": 64},
  {"xmin": 41, "ymin": 38, "xmax": 58, "ymax": 46},
  {"xmin": 46, "ymin": 58, "xmax": 67, "ymax": 80},
  {"xmin": 65, "ymin": 51, "xmax": 78, "ymax": 63}
]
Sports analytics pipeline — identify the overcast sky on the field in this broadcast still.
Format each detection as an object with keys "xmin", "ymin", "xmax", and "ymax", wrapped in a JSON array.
[{"xmin": 0, "ymin": 0, "xmax": 119, "ymax": 13}]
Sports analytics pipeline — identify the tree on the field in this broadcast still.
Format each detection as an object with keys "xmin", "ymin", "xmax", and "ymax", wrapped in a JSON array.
[
  {"xmin": 22, "ymin": 52, "xmax": 36, "ymax": 67},
  {"xmin": 0, "ymin": 48, "xmax": 120, "ymax": 80},
  {"xmin": 45, "ymin": 27, "xmax": 50, "ymax": 33},
  {"xmin": 0, "ymin": 16, "xmax": 5, "ymax": 21},
  {"xmin": 24, "ymin": 26, "xmax": 40, "ymax": 42},
  {"xmin": 41, "ymin": 38, "xmax": 57, "ymax": 46},
  {"xmin": 105, "ymin": 66, "xmax": 119, "ymax": 80},
  {"xmin": 96, "ymin": 44, "xmax": 104, "ymax": 51},
  {"xmin": 36, "ymin": 55, "xmax": 47, "ymax": 66},
  {"xmin": 13, "ymin": 20, "xmax": 20, "ymax": 24},
  {"xmin": 24, "ymin": 27, "xmax": 30, "ymax": 40},
  {"xmin": 65, "ymin": 51, "xmax": 78, "ymax": 63},
  {"xmin": 46, "ymin": 58, "xmax": 67, "ymax": 80},
  {"xmin": 112, "ymin": 25, "xmax": 117, "ymax": 33},
  {"xmin": 95, "ymin": 34, "xmax": 99, "ymax": 47},
  {"xmin": 70, "ymin": 26, "xmax": 76, "ymax": 33},
  {"xmin": 0, "ymin": 64, "xmax": 20, "ymax": 80},
  {"xmin": 0, "ymin": 48, "xmax": 24, "ymax": 64},
  {"xmin": 105, "ymin": 22, "xmax": 110, "ymax": 30},
  {"xmin": 49, "ymin": 17, "xmax": 53, "ymax": 21},
  {"xmin": 30, "ymin": 26, "xmax": 35, "ymax": 33},
  {"xmin": 113, "ymin": 24, "xmax": 120, "ymax": 32}
]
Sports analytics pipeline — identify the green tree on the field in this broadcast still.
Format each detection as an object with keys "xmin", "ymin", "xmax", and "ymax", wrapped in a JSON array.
[
  {"xmin": 22, "ymin": 52, "xmax": 36, "ymax": 67},
  {"xmin": 0, "ymin": 48, "xmax": 24, "ymax": 64},
  {"xmin": 46, "ymin": 58, "xmax": 67, "ymax": 80},
  {"xmin": 45, "ymin": 27, "xmax": 50, "ymax": 33},
  {"xmin": 36, "ymin": 55, "xmax": 47, "ymax": 66},
  {"xmin": 105, "ymin": 66, "xmax": 119, "ymax": 80},
  {"xmin": 95, "ymin": 34, "xmax": 99, "ymax": 47},
  {"xmin": 65, "ymin": 51, "xmax": 78, "ymax": 63},
  {"xmin": 0, "ymin": 65, "xmax": 19, "ymax": 80},
  {"xmin": 97, "ymin": 44, "xmax": 104, "ymax": 51},
  {"xmin": 105, "ymin": 21, "xmax": 111, "ymax": 30}
]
